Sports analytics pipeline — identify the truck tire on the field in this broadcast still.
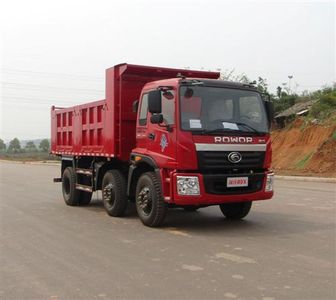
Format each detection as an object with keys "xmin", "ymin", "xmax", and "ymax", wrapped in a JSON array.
[
  {"xmin": 62, "ymin": 167, "xmax": 80, "ymax": 206},
  {"xmin": 219, "ymin": 201, "xmax": 252, "ymax": 220},
  {"xmin": 136, "ymin": 172, "xmax": 167, "ymax": 227},
  {"xmin": 102, "ymin": 170, "xmax": 128, "ymax": 217}
]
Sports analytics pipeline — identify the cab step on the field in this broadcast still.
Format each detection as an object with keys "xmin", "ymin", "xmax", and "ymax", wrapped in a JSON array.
[
  {"xmin": 75, "ymin": 184, "xmax": 92, "ymax": 193},
  {"xmin": 75, "ymin": 168, "xmax": 93, "ymax": 176}
]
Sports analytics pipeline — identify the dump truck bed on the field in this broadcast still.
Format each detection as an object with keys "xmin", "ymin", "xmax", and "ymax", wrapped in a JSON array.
[{"xmin": 51, "ymin": 63, "xmax": 220, "ymax": 161}]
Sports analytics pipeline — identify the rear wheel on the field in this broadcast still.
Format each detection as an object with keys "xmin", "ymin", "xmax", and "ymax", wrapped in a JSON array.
[
  {"xmin": 136, "ymin": 172, "xmax": 167, "ymax": 227},
  {"xmin": 62, "ymin": 167, "xmax": 92, "ymax": 206},
  {"xmin": 102, "ymin": 170, "xmax": 128, "ymax": 217},
  {"xmin": 219, "ymin": 201, "xmax": 252, "ymax": 219},
  {"xmin": 62, "ymin": 167, "xmax": 79, "ymax": 206}
]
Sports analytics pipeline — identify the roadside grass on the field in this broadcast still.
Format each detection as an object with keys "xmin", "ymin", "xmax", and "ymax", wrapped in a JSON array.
[
  {"xmin": 299, "ymin": 112, "xmax": 336, "ymax": 132},
  {"xmin": 0, "ymin": 152, "xmax": 60, "ymax": 162},
  {"xmin": 331, "ymin": 130, "xmax": 336, "ymax": 141},
  {"xmin": 295, "ymin": 152, "xmax": 314, "ymax": 170}
]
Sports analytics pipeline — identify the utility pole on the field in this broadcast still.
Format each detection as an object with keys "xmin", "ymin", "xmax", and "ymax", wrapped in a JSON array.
[{"xmin": 288, "ymin": 75, "xmax": 293, "ymax": 95}]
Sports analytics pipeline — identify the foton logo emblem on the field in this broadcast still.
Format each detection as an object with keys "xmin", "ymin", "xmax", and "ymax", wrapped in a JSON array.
[
  {"xmin": 228, "ymin": 152, "xmax": 242, "ymax": 163},
  {"xmin": 214, "ymin": 136, "xmax": 253, "ymax": 143}
]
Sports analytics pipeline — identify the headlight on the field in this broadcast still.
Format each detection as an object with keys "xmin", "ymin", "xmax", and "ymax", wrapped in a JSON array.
[
  {"xmin": 177, "ymin": 176, "xmax": 200, "ymax": 195},
  {"xmin": 265, "ymin": 173, "xmax": 274, "ymax": 192}
]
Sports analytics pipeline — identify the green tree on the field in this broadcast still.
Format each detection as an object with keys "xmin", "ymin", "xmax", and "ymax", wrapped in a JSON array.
[
  {"xmin": 256, "ymin": 77, "xmax": 269, "ymax": 94},
  {"xmin": 39, "ymin": 139, "xmax": 50, "ymax": 152},
  {"xmin": 25, "ymin": 141, "xmax": 37, "ymax": 152},
  {"xmin": 8, "ymin": 138, "xmax": 21, "ymax": 153},
  {"xmin": 0, "ymin": 139, "xmax": 6, "ymax": 152}
]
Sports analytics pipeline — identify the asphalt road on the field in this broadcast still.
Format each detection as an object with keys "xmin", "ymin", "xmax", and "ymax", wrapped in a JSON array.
[{"xmin": 0, "ymin": 161, "xmax": 335, "ymax": 300}]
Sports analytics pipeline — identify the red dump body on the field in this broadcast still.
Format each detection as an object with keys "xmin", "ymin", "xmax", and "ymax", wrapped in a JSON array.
[{"xmin": 51, "ymin": 64, "xmax": 219, "ymax": 161}]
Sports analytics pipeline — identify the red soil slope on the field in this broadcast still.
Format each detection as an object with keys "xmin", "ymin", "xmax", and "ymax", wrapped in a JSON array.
[{"xmin": 272, "ymin": 118, "xmax": 336, "ymax": 177}]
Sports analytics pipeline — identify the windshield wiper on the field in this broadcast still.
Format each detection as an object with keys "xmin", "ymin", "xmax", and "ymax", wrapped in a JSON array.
[
  {"xmin": 191, "ymin": 123, "xmax": 264, "ymax": 135},
  {"xmin": 235, "ymin": 122, "xmax": 259, "ymax": 133}
]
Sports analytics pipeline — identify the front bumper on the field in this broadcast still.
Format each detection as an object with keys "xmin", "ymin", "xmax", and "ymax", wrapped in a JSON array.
[{"xmin": 170, "ymin": 171, "xmax": 274, "ymax": 206}]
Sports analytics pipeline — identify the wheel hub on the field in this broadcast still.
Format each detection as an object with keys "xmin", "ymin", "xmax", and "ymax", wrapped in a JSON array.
[
  {"xmin": 137, "ymin": 187, "xmax": 151, "ymax": 215},
  {"xmin": 103, "ymin": 183, "xmax": 114, "ymax": 206}
]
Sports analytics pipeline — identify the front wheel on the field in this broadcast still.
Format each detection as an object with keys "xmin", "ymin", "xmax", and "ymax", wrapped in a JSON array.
[
  {"xmin": 136, "ymin": 172, "xmax": 167, "ymax": 227},
  {"xmin": 219, "ymin": 201, "xmax": 252, "ymax": 220}
]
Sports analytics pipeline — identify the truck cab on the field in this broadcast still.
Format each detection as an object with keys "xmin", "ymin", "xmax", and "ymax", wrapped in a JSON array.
[{"xmin": 129, "ymin": 77, "xmax": 274, "ymax": 225}]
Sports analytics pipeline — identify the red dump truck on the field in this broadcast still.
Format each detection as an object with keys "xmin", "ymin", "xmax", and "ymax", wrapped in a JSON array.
[{"xmin": 51, "ymin": 63, "xmax": 274, "ymax": 227}]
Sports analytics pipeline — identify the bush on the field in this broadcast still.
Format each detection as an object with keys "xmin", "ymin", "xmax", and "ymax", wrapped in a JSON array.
[
  {"xmin": 320, "ymin": 92, "xmax": 336, "ymax": 106},
  {"xmin": 309, "ymin": 91, "xmax": 336, "ymax": 120}
]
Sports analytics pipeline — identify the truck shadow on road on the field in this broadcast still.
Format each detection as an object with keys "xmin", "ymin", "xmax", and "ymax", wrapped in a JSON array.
[{"xmin": 85, "ymin": 199, "xmax": 333, "ymax": 237}]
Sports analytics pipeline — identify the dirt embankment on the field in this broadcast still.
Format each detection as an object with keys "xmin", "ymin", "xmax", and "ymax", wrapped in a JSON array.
[{"xmin": 272, "ymin": 118, "xmax": 336, "ymax": 177}]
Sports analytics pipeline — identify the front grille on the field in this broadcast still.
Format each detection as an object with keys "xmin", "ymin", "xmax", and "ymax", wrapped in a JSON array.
[
  {"xmin": 203, "ymin": 173, "xmax": 264, "ymax": 195},
  {"xmin": 197, "ymin": 151, "xmax": 265, "ymax": 171}
]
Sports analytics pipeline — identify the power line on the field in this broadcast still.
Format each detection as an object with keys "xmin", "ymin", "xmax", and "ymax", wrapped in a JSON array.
[
  {"xmin": 1, "ymin": 95, "xmax": 103, "ymax": 104},
  {"xmin": 1, "ymin": 102, "xmax": 94, "ymax": 109},
  {"xmin": 2, "ymin": 81, "xmax": 104, "ymax": 93},
  {"xmin": 1, "ymin": 68, "xmax": 104, "ymax": 81},
  {"xmin": 1, "ymin": 102, "xmax": 75, "ymax": 107}
]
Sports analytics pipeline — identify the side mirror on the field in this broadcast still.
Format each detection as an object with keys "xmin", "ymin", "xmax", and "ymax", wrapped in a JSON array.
[
  {"xmin": 148, "ymin": 90, "xmax": 162, "ymax": 113},
  {"xmin": 264, "ymin": 101, "xmax": 274, "ymax": 126},
  {"xmin": 132, "ymin": 100, "xmax": 139, "ymax": 113},
  {"xmin": 150, "ymin": 114, "xmax": 163, "ymax": 124}
]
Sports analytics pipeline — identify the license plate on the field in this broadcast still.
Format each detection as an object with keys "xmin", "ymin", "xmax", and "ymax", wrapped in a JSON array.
[{"xmin": 227, "ymin": 177, "xmax": 248, "ymax": 187}]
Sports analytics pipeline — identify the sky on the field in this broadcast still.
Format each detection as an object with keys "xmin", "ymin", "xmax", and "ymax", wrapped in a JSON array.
[{"xmin": 0, "ymin": 0, "xmax": 335, "ymax": 141}]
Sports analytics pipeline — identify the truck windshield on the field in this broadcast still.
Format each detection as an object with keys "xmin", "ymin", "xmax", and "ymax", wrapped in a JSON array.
[{"xmin": 180, "ymin": 86, "xmax": 268, "ymax": 134}]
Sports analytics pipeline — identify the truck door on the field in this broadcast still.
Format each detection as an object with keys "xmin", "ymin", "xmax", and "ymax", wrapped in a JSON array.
[
  {"xmin": 136, "ymin": 90, "xmax": 177, "ymax": 167},
  {"xmin": 136, "ymin": 93, "xmax": 149, "ymax": 150}
]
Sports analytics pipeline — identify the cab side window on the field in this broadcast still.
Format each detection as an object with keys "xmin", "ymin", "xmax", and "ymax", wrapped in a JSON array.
[{"xmin": 139, "ymin": 94, "xmax": 148, "ymax": 126}]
